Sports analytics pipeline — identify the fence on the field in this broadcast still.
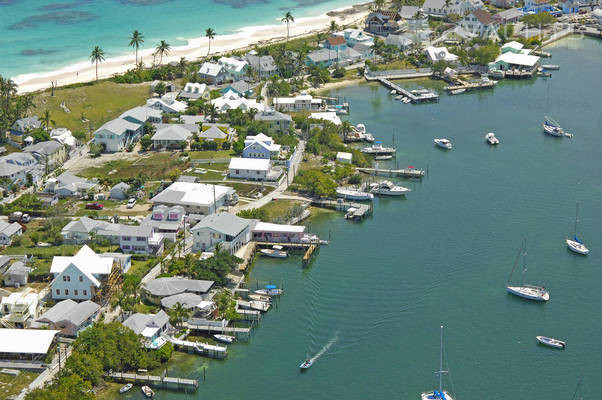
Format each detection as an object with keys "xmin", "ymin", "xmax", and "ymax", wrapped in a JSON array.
[{"xmin": 191, "ymin": 158, "xmax": 231, "ymax": 164}]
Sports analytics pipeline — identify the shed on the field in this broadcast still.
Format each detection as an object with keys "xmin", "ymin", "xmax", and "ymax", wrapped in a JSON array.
[
  {"xmin": 110, "ymin": 182, "xmax": 131, "ymax": 200},
  {"xmin": 3, "ymin": 261, "xmax": 32, "ymax": 287},
  {"xmin": 336, "ymin": 152, "xmax": 352, "ymax": 164}
]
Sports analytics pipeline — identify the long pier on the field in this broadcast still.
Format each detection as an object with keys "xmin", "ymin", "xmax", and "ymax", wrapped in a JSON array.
[
  {"xmin": 445, "ymin": 80, "xmax": 495, "ymax": 92},
  {"xmin": 169, "ymin": 338, "xmax": 228, "ymax": 359},
  {"xmin": 357, "ymin": 167, "xmax": 425, "ymax": 178},
  {"xmin": 184, "ymin": 321, "xmax": 252, "ymax": 340},
  {"xmin": 311, "ymin": 199, "xmax": 373, "ymax": 221},
  {"xmin": 104, "ymin": 372, "xmax": 198, "ymax": 391},
  {"xmin": 376, "ymin": 78, "xmax": 439, "ymax": 103}
]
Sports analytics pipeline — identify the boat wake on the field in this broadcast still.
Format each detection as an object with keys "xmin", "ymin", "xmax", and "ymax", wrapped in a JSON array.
[{"xmin": 310, "ymin": 331, "xmax": 339, "ymax": 362}]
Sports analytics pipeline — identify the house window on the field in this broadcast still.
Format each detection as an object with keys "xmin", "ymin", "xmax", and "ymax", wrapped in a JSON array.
[
  {"xmin": 65, "ymin": 289, "xmax": 69, "ymax": 295},
  {"xmin": 83, "ymin": 290, "xmax": 87, "ymax": 296},
  {"xmin": 123, "ymin": 236, "xmax": 131, "ymax": 241},
  {"xmin": 122, "ymin": 245, "xmax": 131, "ymax": 250},
  {"xmin": 79, "ymin": 275, "xmax": 83, "ymax": 282},
  {"xmin": 137, "ymin": 237, "xmax": 145, "ymax": 241},
  {"xmin": 56, "ymin": 289, "xmax": 60, "ymax": 295},
  {"xmin": 74, "ymin": 289, "xmax": 78, "ymax": 296}
]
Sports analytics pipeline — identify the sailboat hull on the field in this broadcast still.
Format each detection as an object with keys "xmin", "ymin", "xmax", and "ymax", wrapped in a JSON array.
[
  {"xmin": 421, "ymin": 391, "xmax": 454, "ymax": 400},
  {"xmin": 566, "ymin": 239, "xmax": 588, "ymax": 255},
  {"xmin": 507, "ymin": 286, "xmax": 549, "ymax": 301}
]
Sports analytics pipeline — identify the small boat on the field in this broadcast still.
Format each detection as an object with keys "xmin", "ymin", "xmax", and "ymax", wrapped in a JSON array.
[
  {"xmin": 450, "ymin": 88, "xmax": 466, "ymax": 95},
  {"xmin": 390, "ymin": 90, "xmax": 397, "ymax": 95},
  {"xmin": 214, "ymin": 334, "xmax": 236, "ymax": 344},
  {"xmin": 395, "ymin": 95, "xmax": 403, "ymax": 100},
  {"xmin": 541, "ymin": 64, "xmax": 560, "ymax": 70},
  {"xmin": 485, "ymin": 132, "xmax": 499, "ymax": 145},
  {"xmin": 420, "ymin": 326, "xmax": 455, "ymax": 400},
  {"xmin": 141, "ymin": 386, "xmax": 154, "ymax": 398},
  {"xmin": 543, "ymin": 116, "xmax": 564, "ymax": 137},
  {"xmin": 434, "ymin": 138, "xmax": 452, "ymax": 150},
  {"xmin": 411, "ymin": 88, "xmax": 430, "ymax": 94},
  {"xmin": 255, "ymin": 285, "xmax": 283, "ymax": 296},
  {"xmin": 148, "ymin": 336, "xmax": 166, "ymax": 350},
  {"xmin": 369, "ymin": 181, "xmax": 411, "ymax": 196},
  {"xmin": 119, "ymin": 383, "xmax": 133, "ymax": 394},
  {"xmin": 566, "ymin": 204, "xmax": 589, "ymax": 255},
  {"xmin": 506, "ymin": 240, "xmax": 550, "ymax": 302},
  {"xmin": 260, "ymin": 245, "xmax": 288, "ymax": 258},
  {"xmin": 248, "ymin": 294, "xmax": 271, "ymax": 302},
  {"xmin": 361, "ymin": 142, "xmax": 396, "ymax": 155},
  {"xmin": 363, "ymin": 133, "xmax": 375, "ymax": 142},
  {"xmin": 336, "ymin": 188, "xmax": 374, "ymax": 201},
  {"xmin": 374, "ymin": 155, "xmax": 392, "ymax": 160},
  {"xmin": 344, "ymin": 207, "xmax": 357, "ymax": 219},
  {"xmin": 536, "ymin": 336, "xmax": 565, "ymax": 349},
  {"xmin": 299, "ymin": 359, "xmax": 313, "ymax": 369}
]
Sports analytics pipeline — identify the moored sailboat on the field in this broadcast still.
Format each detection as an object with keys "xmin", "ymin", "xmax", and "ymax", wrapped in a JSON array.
[
  {"xmin": 420, "ymin": 325, "xmax": 454, "ymax": 400},
  {"xmin": 506, "ymin": 240, "xmax": 549, "ymax": 302},
  {"xmin": 566, "ymin": 204, "xmax": 589, "ymax": 255}
]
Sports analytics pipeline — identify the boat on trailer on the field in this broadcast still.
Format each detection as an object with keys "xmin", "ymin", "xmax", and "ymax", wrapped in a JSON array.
[{"xmin": 536, "ymin": 336, "xmax": 565, "ymax": 349}]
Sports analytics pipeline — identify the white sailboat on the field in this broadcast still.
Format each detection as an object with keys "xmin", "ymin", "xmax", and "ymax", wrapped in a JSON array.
[
  {"xmin": 566, "ymin": 204, "xmax": 589, "ymax": 255},
  {"xmin": 421, "ymin": 325, "xmax": 454, "ymax": 400},
  {"xmin": 506, "ymin": 240, "xmax": 550, "ymax": 302},
  {"xmin": 543, "ymin": 115, "xmax": 564, "ymax": 137}
]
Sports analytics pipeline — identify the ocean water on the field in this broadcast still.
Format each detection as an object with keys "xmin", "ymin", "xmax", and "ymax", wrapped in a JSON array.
[
  {"xmin": 113, "ymin": 36, "xmax": 602, "ymax": 400},
  {"xmin": 0, "ymin": 0, "xmax": 354, "ymax": 79}
]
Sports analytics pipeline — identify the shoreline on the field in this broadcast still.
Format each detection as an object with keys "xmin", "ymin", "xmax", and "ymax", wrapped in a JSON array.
[{"xmin": 13, "ymin": 3, "xmax": 371, "ymax": 95}]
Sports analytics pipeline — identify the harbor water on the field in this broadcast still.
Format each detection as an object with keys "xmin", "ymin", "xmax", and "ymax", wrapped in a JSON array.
[{"xmin": 119, "ymin": 36, "xmax": 602, "ymax": 399}]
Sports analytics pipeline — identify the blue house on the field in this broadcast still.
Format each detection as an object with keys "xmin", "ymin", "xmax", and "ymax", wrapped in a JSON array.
[
  {"xmin": 558, "ymin": 0, "xmax": 580, "ymax": 13},
  {"xmin": 323, "ymin": 36, "xmax": 347, "ymax": 51},
  {"xmin": 242, "ymin": 133, "xmax": 281, "ymax": 159},
  {"xmin": 522, "ymin": 0, "xmax": 554, "ymax": 13},
  {"xmin": 11, "ymin": 116, "xmax": 41, "ymax": 136}
]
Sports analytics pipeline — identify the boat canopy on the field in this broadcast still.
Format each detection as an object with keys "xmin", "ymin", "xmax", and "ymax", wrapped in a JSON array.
[
  {"xmin": 374, "ymin": 141, "xmax": 382, "ymax": 144},
  {"xmin": 266, "ymin": 284, "xmax": 277, "ymax": 289}
]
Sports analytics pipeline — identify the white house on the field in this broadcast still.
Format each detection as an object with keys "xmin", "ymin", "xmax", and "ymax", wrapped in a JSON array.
[
  {"xmin": 61, "ymin": 216, "xmax": 114, "ymax": 244},
  {"xmin": 211, "ymin": 90, "xmax": 264, "ymax": 113},
  {"xmin": 336, "ymin": 152, "xmax": 353, "ymax": 164},
  {"xmin": 120, "ymin": 106, "xmax": 162, "ymax": 125},
  {"xmin": 45, "ymin": 171, "xmax": 98, "ymax": 197},
  {"xmin": 310, "ymin": 112, "xmax": 342, "ymax": 126},
  {"xmin": 385, "ymin": 34, "xmax": 414, "ymax": 50},
  {"xmin": 191, "ymin": 212, "xmax": 253, "ymax": 254},
  {"xmin": 150, "ymin": 181, "xmax": 236, "ymax": 215},
  {"xmin": 459, "ymin": 9, "xmax": 499, "ymax": 38},
  {"xmin": 94, "ymin": 118, "xmax": 142, "ymax": 152},
  {"xmin": 151, "ymin": 124, "xmax": 192, "ymax": 149},
  {"xmin": 422, "ymin": 0, "xmax": 484, "ymax": 16},
  {"xmin": 179, "ymin": 82, "xmax": 210, "ymax": 100},
  {"xmin": 0, "ymin": 220, "xmax": 23, "ymax": 245},
  {"xmin": 141, "ymin": 205, "xmax": 185, "ymax": 242},
  {"xmin": 146, "ymin": 94, "xmax": 188, "ymax": 114},
  {"xmin": 245, "ymin": 51, "xmax": 279, "ymax": 79},
  {"xmin": 3, "ymin": 261, "xmax": 31, "ymax": 287},
  {"xmin": 198, "ymin": 62, "xmax": 229, "ymax": 84},
  {"xmin": 273, "ymin": 93, "xmax": 325, "ymax": 112},
  {"xmin": 96, "ymin": 224, "xmax": 165, "ymax": 256},
  {"xmin": 123, "ymin": 310, "xmax": 170, "ymax": 347},
  {"xmin": 0, "ymin": 292, "xmax": 39, "ymax": 327},
  {"xmin": 425, "ymin": 46, "xmax": 459, "ymax": 62},
  {"xmin": 50, "ymin": 245, "xmax": 114, "ymax": 301},
  {"xmin": 228, "ymin": 157, "xmax": 274, "ymax": 180}
]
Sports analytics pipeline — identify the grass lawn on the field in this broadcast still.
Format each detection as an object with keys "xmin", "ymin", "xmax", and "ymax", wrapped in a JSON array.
[
  {"xmin": 227, "ymin": 182, "xmax": 271, "ymax": 198},
  {"xmin": 80, "ymin": 153, "xmax": 188, "ymax": 181},
  {"xmin": 189, "ymin": 150, "xmax": 235, "ymax": 160},
  {"xmin": 127, "ymin": 258, "xmax": 158, "ymax": 279},
  {"xmin": 0, "ymin": 371, "xmax": 39, "ymax": 398},
  {"xmin": 329, "ymin": 69, "xmax": 363, "ymax": 84},
  {"xmin": 374, "ymin": 60, "xmax": 419, "ymax": 71},
  {"xmin": 259, "ymin": 199, "xmax": 302, "ymax": 221},
  {"xmin": 32, "ymin": 81, "xmax": 150, "ymax": 136}
]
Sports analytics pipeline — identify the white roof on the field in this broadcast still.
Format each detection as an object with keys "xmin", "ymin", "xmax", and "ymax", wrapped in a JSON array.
[
  {"xmin": 253, "ymin": 222, "xmax": 306, "ymax": 233},
  {"xmin": 244, "ymin": 133, "xmax": 272, "ymax": 145},
  {"xmin": 310, "ymin": 112, "xmax": 341, "ymax": 126},
  {"xmin": 211, "ymin": 92, "xmax": 264, "ymax": 113},
  {"xmin": 495, "ymin": 52, "xmax": 540, "ymax": 67},
  {"xmin": 151, "ymin": 182, "xmax": 232, "ymax": 207},
  {"xmin": 152, "ymin": 125, "xmax": 192, "ymax": 141},
  {"xmin": 183, "ymin": 82, "xmax": 207, "ymax": 94},
  {"xmin": 502, "ymin": 41, "xmax": 524, "ymax": 50},
  {"xmin": 141, "ymin": 326, "xmax": 159, "ymax": 338},
  {"xmin": 199, "ymin": 62, "xmax": 224, "ymax": 77},
  {"xmin": 336, "ymin": 151, "xmax": 352, "ymax": 160},
  {"xmin": 228, "ymin": 157, "xmax": 270, "ymax": 171},
  {"xmin": 218, "ymin": 56, "xmax": 248, "ymax": 73},
  {"xmin": 425, "ymin": 46, "xmax": 459, "ymax": 62},
  {"xmin": 50, "ymin": 245, "xmax": 113, "ymax": 276},
  {"xmin": 0, "ymin": 329, "xmax": 59, "ymax": 354}
]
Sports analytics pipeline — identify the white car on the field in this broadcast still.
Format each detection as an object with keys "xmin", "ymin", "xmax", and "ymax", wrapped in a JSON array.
[{"xmin": 126, "ymin": 198, "xmax": 136, "ymax": 209}]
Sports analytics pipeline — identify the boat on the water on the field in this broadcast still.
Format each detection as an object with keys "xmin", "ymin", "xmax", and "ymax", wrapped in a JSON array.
[
  {"xmin": 485, "ymin": 132, "xmax": 499, "ymax": 145},
  {"xmin": 541, "ymin": 64, "xmax": 560, "ymax": 70},
  {"xmin": 141, "ymin": 386, "xmax": 154, "ymax": 398},
  {"xmin": 434, "ymin": 138, "xmax": 452, "ymax": 150},
  {"xmin": 395, "ymin": 95, "xmax": 403, "ymax": 100},
  {"xmin": 119, "ymin": 383, "xmax": 133, "ymax": 394},
  {"xmin": 214, "ymin": 334, "xmax": 236, "ymax": 344},
  {"xmin": 420, "ymin": 326, "xmax": 455, "ymax": 400},
  {"xmin": 567, "ymin": 204, "xmax": 589, "ymax": 255},
  {"xmin": 299, "ymin": 359, "xmax": 313, "ymax": 369},
  {"xmin": 361, "ymin": 142, "xmax": 396, "ymax": 155},
  {"xmin": 374, "ymin": 155, "xmax": 393, "ymax": 160},
  {"xmin": 148, "ymin": 336, "xmax": 166, "ymax": 350},
  {"xmin": 450, "ymin": 88, "xmax": 466, "ymax": 95},
  {"xmin": 364, "ymin": 133, "xmax": 375, "ymax": 142},
  {"xmin": 255, "ymin": 285, "xmax": 283, "ymax": 296},
  {"xmin": 336, "ymin": 188, "xmax": 374, "ymax": 201},
  {"xmin": 506, "ymin": 240, "xmax": 549, "ymax": 302},
  {"xmin": 536, "ymin": 336, "xmax": 565, "ymax": 349},
  {"xmin": 543, "ymin": 115, "xmax": 564, "ymax": 137},
  {"xmin": 248, "ymin": 294, "xmax": 271, "ymax": 302},
  {"xmin": 369, "ymin": 181, "xmax": 411, "ymax": 196},
  {"xmin": 260, "ymin": 245, "xmax": 288, "ymax": 258},
  {"xmin": 402, "ymin": 97, "xmax": 411, "ymax": 104}
]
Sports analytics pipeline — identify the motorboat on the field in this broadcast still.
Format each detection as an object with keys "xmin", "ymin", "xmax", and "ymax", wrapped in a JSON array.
[
  {"xmin": 402, "ymin": 97, "xmax": 411, "ymax": 104},
  {"xmin": 485, "ymin": 132, "xmax": 499, "ymax": 145},
  {"xmin": 336, "ymin": 188, "xmax": 374, "ymax": 201},
  {"xmin": 248, "ymin": 294, "xmax": 271, "ymax": 302},
  {"xmin": 434, "ymin": 138, "xmax": 452, "ymax": 150},
  {"xmin": 541, "ymin": 64, "xmax": 560, "ymax": 70},
  {"xmin": 255, "ymin": 285, "xmax": 283, "ymax": 296},
  {"xmin": 420, "ymin": 326, "xmax": 454, "ymax": 400},
  {"xmin": 567, "ymin": 238, "xmax": 589, "ymax": 255},
  {"xmin": 506, "ymin": 240, "xmax": 550, "ymax": 302},
  {"xmin": 374, "ymin": 155, "xmax": 392, "ymax": 160},
  {"xmin": 543, "ymin": 116, "xmax": 564, "ymax": 137},
  {"xmin": 395, "ymin": 95, "xmax": 403, "ymax": 100},
  {"xmin": 260, "ymin": 245, "xmax": 288, "ymax": 258},
  {"xmin": 536, "ymin": 336, "xmax": 565, "ymax": 349},
  {"xmin": 450, "ymin": 88, "xmax": 466, "ymax": 95},
  {"xmin": 148, "ymin": 336, "xmax": 166, "ymax": 350},
  {"xmin": 141, "ymin": 386, "xmax": 154, "ymax": 398},
  {"xmin": 214, "ymin": 334, "xmax": 236, "ymax": 344},
  {"xmin": 361, "ymin": 142, "xmax": 396, "ymax": 155},
  {"xmin": 364, "ymin": 133, "xmax": 375, "ymax": 142},
  {"xmin": 370, "ymin": 181, "xmax": 411, "ymax": 196},
  {"xmin": 299, "ymin": 359, "xmax": 313, "ymax": 369},
  {"xmin": 344, "ymin": 207, "xmax": 358, "ymax": 219},
  {"xmin": 119, "ymin": 383, "xmax": 133, "ymax": 394},
  {"xmin": 390, "ymin": 90, "xmax": 397, "ymax": 95},
  {"xmin": 356, "ymin": 123, "xmax": 366, "ymax": 134}
]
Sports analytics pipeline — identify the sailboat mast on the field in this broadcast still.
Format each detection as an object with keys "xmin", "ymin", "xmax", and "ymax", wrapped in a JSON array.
[
  {"xmin": 439, "ymin": 325, "xmax": 443, "ymax": 393},
  {"xmin": 574, "ymin": 203, "xmax": 579, "ymax": 237},
  {"xmin": 508, "ymin": 241, "xmax": 523, "ymax": 284},
  {"xmin": 521, "ymin": 239, "xmax": 528, "ymax": 286}
]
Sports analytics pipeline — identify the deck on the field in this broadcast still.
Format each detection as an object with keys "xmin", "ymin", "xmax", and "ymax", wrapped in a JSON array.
[
  {"xmin": 169, "ymin": 338, "xmax": 228, "ymax": 359},
  {"xmin": 183, "ymin": 321, "xmax": 252, "ymax": 340},
  {"xmin": 376, "ymin": 78, "xmax": 439, "ymax": 103},
  {"xmin": 104, "ymin": 372, "xmax": 198, "ymax": 391},
  {"xmin": 311, "ymin": 199, "xmax": 373, "ymax": 221}
]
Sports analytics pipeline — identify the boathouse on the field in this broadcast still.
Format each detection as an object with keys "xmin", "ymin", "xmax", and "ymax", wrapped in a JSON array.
[{"xmin": 252, "ymin": 222, "xmax": 307, "ymax": 243}]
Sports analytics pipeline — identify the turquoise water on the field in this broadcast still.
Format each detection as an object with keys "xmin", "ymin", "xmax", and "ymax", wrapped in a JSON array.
[
  {"xmin": 119, "ymin": 36, "xmax": 601, "ymax": 399},
  {"xmin": 0, "ymin": 0, "xmax": 353, "ymax": 79}
]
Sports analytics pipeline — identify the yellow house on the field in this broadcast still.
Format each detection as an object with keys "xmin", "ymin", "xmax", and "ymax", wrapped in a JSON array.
[
  {"xmin": 23, "ymin": 140, "xmax": 67, "ymax": 168},
  {"xmin": 199, "ymin": 123, "xmax": 234, "ymax": 144}
]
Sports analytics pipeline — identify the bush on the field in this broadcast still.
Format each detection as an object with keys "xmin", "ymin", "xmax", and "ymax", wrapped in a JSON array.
[{"xmin": 348, "ymin": 174, "xmax": 362, "ymax": 185}]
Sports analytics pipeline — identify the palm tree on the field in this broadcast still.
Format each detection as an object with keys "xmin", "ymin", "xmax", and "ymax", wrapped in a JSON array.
[
  {"xmin": 177, "ymin": 57, "xmax": 187, "ymax": 77},
  {"xmin": 340, "ymin": 120, "xmax": 352, "ymax": 142},
  {"xmin": 329, "ymin": 20, "xmax": 338, "ymax": 33},
  {"xmin": 205, "ymin": 103, "xmax": 218, "ymax": 123},
  {"xmin": 281, "ymin": 12, "xmax": 295, "ymax": 44},
  {"xmin": 0, "ymin": 76, "xmax": 18, "ymax": 117},
  {"xmin": 168, "ymin": 302, "xmax": 191, "ymax": 328},
  {"xmin": 444, "ymin": 0, "xmax": 452, "ymax": 13},
  {"xmin": 247, "ymin": 107, "xmax": 258, "ymax": 120},
  {"xmin": 89, "ymin": 46, "xmax": 105, "ymax": 81},
  {"xmin": 205, "ymin": 28, "xmax": 216, "ymax": 58},
  {"xmin": 155, "ymin": 40, "xmax": 171, "ymax": 65},
  {"xmin": 129, "ymin": 30, "xmax": 144, "ymax": 66},
  {"xmin": 42, "ymin": 110, "xmax": 55, "ymax": 134}
]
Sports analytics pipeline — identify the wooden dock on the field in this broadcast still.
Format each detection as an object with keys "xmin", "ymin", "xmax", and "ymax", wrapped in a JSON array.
[
  {"xmin": 169, "ymin": 338, "xmax": 228, "ymax": 359},
  {"xmin": 104, "ymin": 372, "xmax": 198, "ymax": 391},
  {"xmin": 444, "ymin": 80, "xmax": 495, "ymax": 92},
  {"xmin": 302, "ymin": 244, "xmax": 317, "ymax": 264},
  {"xmin": 357, "ymin": 167, "xmax": 425, "ymax": 178},
  {"xmin": 255, "ymin": 241, "xmax": 320, "ymax": 264},
  {"xmin": 236, "ymin": 299, "xmax": 270, "ymax": 312},
  {"xmin": 376, "ymin": 78, "xmax": 439, "ymax": 103},
  {"xmin": 311, "ymin": 199, "xmax": 373, "ymax": 221},
  {"xmin": 184, "ymin": 321, "xmax": 252, "ymax": 340},
  {"xmin": 234, "ymin": 308, "xmax": 261, "ymax": 321}
]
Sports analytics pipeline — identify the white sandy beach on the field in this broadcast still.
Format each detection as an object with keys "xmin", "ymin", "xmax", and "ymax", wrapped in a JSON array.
[{"xmin": 14, "ymin": 6, "xmax": 370, "ymax": 94}]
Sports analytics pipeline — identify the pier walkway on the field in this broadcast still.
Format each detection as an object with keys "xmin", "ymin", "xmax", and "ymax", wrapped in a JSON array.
[
  {"xmin": 311, "ymin": 199, "xmax": 373, "ymax": 221},
  {"xmin": 169, "ymin": 338, "xmax": 228, "ymax": 359},
  {"xmin": 104, "ymin": 372, "xmax": 199, "ymax": 391},
  {"xmin": 375, "ymin": 78, "xmax": 439, "ymax": 103},
  {"xmin": 445, "ymin": 78, "xmax": 495, "ymax": 92},
  {"xmin": 357, "ymin": 167, "xmax": 425, "ymax": 178},
  {"xmin": 184, "ymin": 320, "xmax": 252, "ymax": 340}
]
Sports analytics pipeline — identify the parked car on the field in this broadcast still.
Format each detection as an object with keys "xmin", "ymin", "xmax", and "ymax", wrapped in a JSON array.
[
  {"xmin": 85, "ymin": 202, "xmax": 104, "ymax": 210},
  {"xmin": 126, "ymin": 198, "xmax": 137, "ymax": 209},
  {"xmin": 9, "ymin": 211, "xmax": 30, "ymax": 223}
]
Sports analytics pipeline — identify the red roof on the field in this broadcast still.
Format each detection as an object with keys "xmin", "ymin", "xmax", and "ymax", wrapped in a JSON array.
[
  {"xmin": 327, "ymin": 36, "xmax": 346, "ymax": 46},
  {"xmin": 472, "ymin": 9, "xmax": 495, "ymax": 26}
]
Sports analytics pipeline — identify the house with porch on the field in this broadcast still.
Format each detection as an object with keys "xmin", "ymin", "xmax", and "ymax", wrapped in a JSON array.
[
  {"xmin": 228, "ymin": 157, "xmax": 281, "ymax": 181},
  {"xmin": 0, "ymin": 220, "xmax": 23, "ymax": 246},
  {"xmin": 245, "ymin": 51, "xmax": 279, "ymax": 79},
  {"xmin": 0, "ymin": 292, "xmax": 39, "ymax": 328},
  {"xmin": 191, "ymin": 212, "xmax": 253, "ymax": 254},
  {"xmin": 425, "ymin": 46, "xmax": 459, "ymax": 62},
  {"xmin": 45, "ymin": 171, "xmax": 98, "ymax": 197},
  {"xmin": 141, "ymin": 205, "xmax": 186, "ymax": 242},
  {"xmin": 151, "ymin": 124, "xmax": 192, "ymax": 149},
  {"xmin": 147, "ymin": 94, "xmax": 188, "ymax": 114},
  {"xmin": 243, "ymin": 133, "xmax": 281, "ymax": 159},
  {"xmin": 96, "ymin": 224, "xmax": 164, "ymax": 256},
  {"xmin": 523, "ymin": 0, "xmax": 553, "ymax": 13},
  {"xmin": 220, "ymin": 80, "xmax": 255, "ymax": 97},
  {"xmin": 217, "ymin": 57, "xmax": 249, "ymax": 81},
  {"xmin": 198, "ymin": 62, "xmax": 229, "ymax": 84},
  {"xmin": 251, "ymin": 222, "xmax": 308, "ymax": 243},
  {"xmin": 273, "ymin": 93, "xmax": 325, "ymax": 112},
  {"xmin": 493, "ymin": 8, "xmax": 525, "ymax": 23},
  {"xmin": 211, "ymin": 90, "xmax": 264, "ymax": 113},
  {"xmin": 459, "ymin": 9, "xmax": 499, "ymax": 38},
  {"xmin": 120, "ymin": 106, "xmax": 162, "ymax": 125},
  {"xmin": 61, "ymin": 216, "xmax": 114, "ymax": 244},
  {"xmin": 33, "ymin": 299, "xmax": 100, "ymax": 337},
  {"xmin": 364, "ymin": 11, "xmax": 401, "ymax": 35},
  {"xmin": 123, "ymin": 310, "xmax": 170, "ymax": 347},
  {"xmin": 0, "ymin": 329, "xmax": 59, "ymax": 361},
  {"xmin": 94, "ymin": 118, "xmax": 142, "ymax": 152},
  {"xmin": 385, "ymin": 33, "xmax": 414, "ymax": 50},
  {"xmin": 254, "ymin": 109, "xmax": 293, "ymax": 134},
  {"xmin": 150, "ymin": 181, "xmax": 237, "ymax": 215}
]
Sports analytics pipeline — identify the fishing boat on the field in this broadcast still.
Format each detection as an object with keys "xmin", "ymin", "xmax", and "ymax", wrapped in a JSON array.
[
  {"xmin": 255, "ymin": 285, "xmax": 283, "ymax": 296},
  {"xmin": 369, "ymin": 181, "xmax": 411, "ymax": 196},
  {"xmin": 450, "ymin": 88, "xmax": 466, "ymax": 95},
  {"xmin": 141, "ymin": 386, "xmax": 154, "ymax": 398},
  {"xmin": 506, "ymin": 240, "xmax": 550, "ymax": 302},
  {"xmin": 299, "ymin": 359, "xmax": 313, "ymax": 369},
  {"xmin": 214, "ymin": 334, "xmax": 236, "ymax": 344},
  {"xmin": 420, "ymin": 326, "xmax": 454, "ymax": 400},
  {"xmin": 119, "ymin": 383, "xmax": 133, "ymax": 394},
  {"xmin": 566, "ymin": 204, "xmax": 589, "ymax": 255},
  {"xmin": 543, "ymin": 116, "xmax": 564, "ymax": 137},
  {"xmin": 374, "ymin": 155, "xmax": 393, "ymax": 160},
  {"xmin": 536, "ymin": 336, "xmax": 566, "ymax": 349},
  {"xmin": 434, "ymin": 138, "xmax": 452, "ymax": 150},
  {"xmin": 260, "ymin": 245, "xmax": 288, "ymax": 258},
  {"xmin": 485, "ymin": 132, "xmax": 499, "ymax": 145},
  {"xmin": 336, "ymin": 188, "xmax": 374, "ymax": 201},
  {"xmin": 361, "ymin": 142, "xmax": 396, "ymax": 155}
]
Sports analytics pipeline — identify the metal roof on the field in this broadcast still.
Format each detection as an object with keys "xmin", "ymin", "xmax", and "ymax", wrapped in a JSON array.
[{"xmin": 144, "ymin": 277, "xmax": 214, "ymax": 297}]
